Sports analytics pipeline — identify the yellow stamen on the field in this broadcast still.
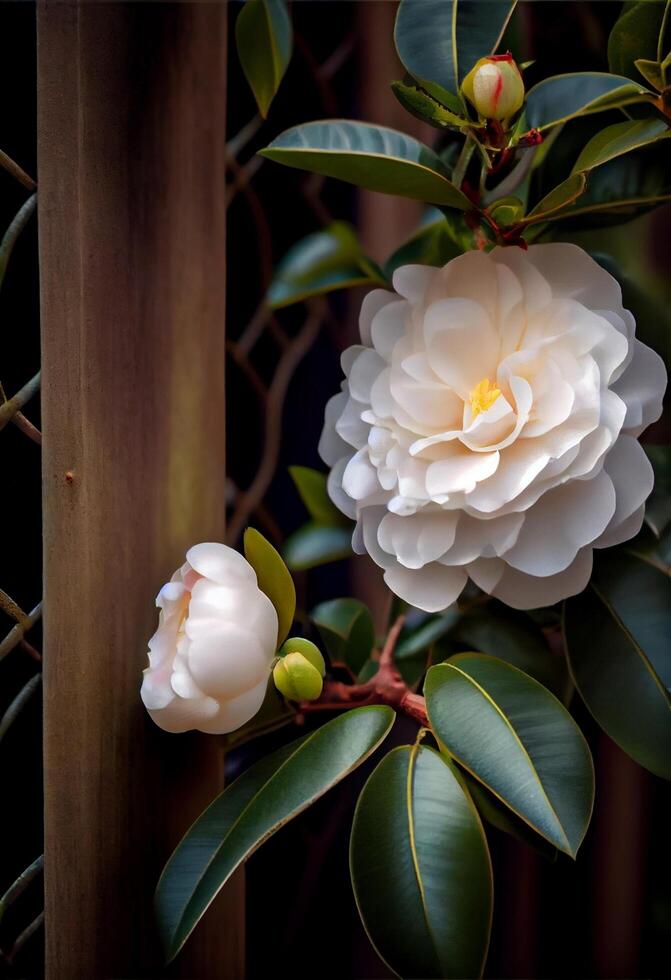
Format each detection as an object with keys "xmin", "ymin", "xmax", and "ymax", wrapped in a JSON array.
[{"xmin": 469, "ymin": 377, "xmax": 501, "ymax": 419}]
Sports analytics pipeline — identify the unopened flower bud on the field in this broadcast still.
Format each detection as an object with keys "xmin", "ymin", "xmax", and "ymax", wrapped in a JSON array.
[
  {"xmin": 462, "ymin": 54, "xmax": 525, "ymax": 121},
  {"xmin": 273, "ymin": 637, "xmax": 325, "ymax": 701}
]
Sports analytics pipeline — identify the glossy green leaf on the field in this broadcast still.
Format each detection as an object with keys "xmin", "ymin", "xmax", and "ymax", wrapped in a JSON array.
[
  {"xmin": 391, "ymin": 80, "xmax": 470, "ymax": 130},
  {"xmin": 543, "ymin": 145, "xmax": 671, "ymax": 229},
  {"xmin": 394, "ymin": 0, "xmax": 517, "ymax": 99},
  {"xmin": 260, "ymin": 121, "xmax": 473, "ymax": 209},
  {"xmin": 644, "ymin": 444, "xmax": 671, "ymax": 538},
  {"xmin": 489, "ymin": 196, "xmax": 525, "ymax": 226},
  {"xmin": 383, "ymin": 211, "xmax": 461, "ymax": 277},
  {"xmin": 235, "ymin": 0, "xmax": 292, "ymax": 118},
  {"xmin": 156, "ymin": 706, "xmax": 395, "ymax": 962},
  {"xmin": 524, "ymin": 172, "xmax": 586, "ymax": 223},
  {"xmin": 523, "ymin": 73, "xmax": 651, "ymax": 132},
  {"xmin": 395, "ymin": 610, "xmax": 460, "ymax": 662},
  {"xmin": 608, "ymin": 0, "xmax": 669, "ymax": 83},
  {"xmin": 244, "ymin": 527, "xmax": 296, "ymax": 646},
  {"xmin": 461, "ymin": 770, "xmax": 558, "ymax": 860},
  {"xmin": 564, "ymin": 552, "xmax": 671, "ymax": 780},
  {"xmin": 288, "ymin": 465, "xmax": 350, "ymax": 527},
  {"xmin": 425, "ymin": 655, "xmax": 594, "ymax": 856},
  {"xmin": 634, "ymin": 58, "xmax": 665, "ymax": 91},
  {"xmin": 450, "ymin": 607, "xmax": 567, "ymax": 697},
  {"xmin": 311, "ymin": 597, "xmax": 375, "ymax": 675},
  {"xmin": 350, "ymin": 744, "xmax": 492, "ymax": 980},
  {"xmin": 282, "ymin": 522, "xmax": 353, "ymax": 571},
  {"xmin": 267, "ymin": 222, "xmax": 385, "ymax": 309},
  {"xmin": 572, "ymin": 118, "xmax": 669, "ymax": 173}
]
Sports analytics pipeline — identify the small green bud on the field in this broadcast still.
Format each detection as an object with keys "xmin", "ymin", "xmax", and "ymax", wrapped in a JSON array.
[
  {"xmin": 462, "ymin": 54, "xmax": 525, "ymax": 122},
  {"xmin": 278, "ymin": 636, "xmax": 326, "ymax": 676},
  {"xmin": 273, "ymin": 652, "xmax": 324, "ymax": 702}
]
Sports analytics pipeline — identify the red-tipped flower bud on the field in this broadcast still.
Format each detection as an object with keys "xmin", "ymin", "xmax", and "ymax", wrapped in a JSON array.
[{"xmin": 462, "ymin": 54, "xmax": 525, "ymax": 122}]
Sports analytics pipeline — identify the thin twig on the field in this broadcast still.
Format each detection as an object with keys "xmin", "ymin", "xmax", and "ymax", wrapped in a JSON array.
[
  {"xmin": 0, "ymin": 674, "xmax": 41, "ymax": 744},
  {"xmin": 0, "ymin": 855, "xmax": 43, "ymax": 927},
  {"xmin": 0, "ymin": 371, "xmax": 41, "ymax": 433},
  {"xmin": 6, "ymin": 910, "xmax": 44, "ymax": 965},
  {"xmin": 379, "ymin": 615, "xmax": 406, "ymax": 668},
  {"xmin": 227, "ymin": 114, "xmax": 263, "ymax": 159},
  {"xmin": 0, "ymin": 194, "xmax": 37, "ymax": 289},
  {"xmin": 0, "ymin": 588, "xmax": 27, "ymax": 623},
  {"xmin": 226, "ymin": 303, "xmax": 323, "ymax": 544},
  {"xmin": 299, "ymin": 614, "xmax": 430, "ymax": 728},
  {"xmin": 0, "ymin": 149, "xmax": 36, "ymax": 191},
  {"xmin": 0, "ymin": 602, "xmax": 42, "ymax": 663}
]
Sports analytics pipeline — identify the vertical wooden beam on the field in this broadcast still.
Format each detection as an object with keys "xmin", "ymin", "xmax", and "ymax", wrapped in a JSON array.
[{"xmin": 38, "ymin": 3, "xmax": 243, "ymax": 977}]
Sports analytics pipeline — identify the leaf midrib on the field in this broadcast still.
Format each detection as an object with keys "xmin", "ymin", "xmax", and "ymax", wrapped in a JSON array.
[
  {"xmin": 590, "ymin": 581, "xmax": 671, "ymax": 707},
  {"xmin": 406, "ymin": 744, "xmax": 443, "ymax": 977},
  {"xmin": 436, "ymin": 663, "xmax": 572, "ymax": 853},
  {"xmin": 169, "ymin": 708, "xmax": 392, "ymax": 954}
]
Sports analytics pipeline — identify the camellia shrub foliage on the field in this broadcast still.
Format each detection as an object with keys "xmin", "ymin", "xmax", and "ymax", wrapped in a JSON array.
[{"xmin": 143, "ymin": 2, "xmax": 671, "ymax": 977}]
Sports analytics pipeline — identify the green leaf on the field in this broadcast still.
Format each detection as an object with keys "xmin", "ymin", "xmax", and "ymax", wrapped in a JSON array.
[
  {"xmin": 564, "ymin": 552, "xmax": 671, "ymax": 780},
  {"xmin": 523, "ymin": 172, "xmax": 587, "ymax": 223},
  {"xmin": 235, "ymin": 0, "xmax": 292, "ymax": 118},
  {"xmin": 644, "ymin": 444, "xmax": 671, "ymax": 537},
  {"xmin": 383, "ymin": 210, "xmax": 461, "ymax": 277},
  {"xmin": 282, "ymin": 522, "xmax": 353, "ymax": 571},
  {"xmin": 634, "ymin": 58, "xmax": 665, "ymax": 91},
  {"xmin": 394, "ymin": 0, "xmax": 517, "ymax": 99},
  {"xmin": 288, "ymin": 465, "xmax": 350, "ymax": 526},
  {"xmin": 350, "ymin": 744, "xmax": 492, "ymax": 980},
  {"xmin": 311, "ymin": 598, "xmax": 375, "ymax": 675},
  {"xmin": 489, "ymin": 196, "xmax": 525, "ymax": 226},
  {"xmin": 260, "ymin": 120, "xmax": 473, "ymax": 209},
  {"xmin": 523, "ymin": 72, "xmax": 651, "ymax": 132},
  {"xmin": 460, "ymin": 770, "xmax": 558, "ymax": 861},
  {"xmin": 156, "ymin": 705, "xmax": 395, "ymax": 962},
  {"xmin": 450, "ymin": 607, "xmax": 567, "ymax": 697},
  {"xmin": 572, "ymin": 118, "xmax": 669, "ymax": 173},
  {"xmin": 395, "ymin": 610, "xmax": 460, "ymax": 661},
  {"xmin": 244, "ymin": 527, "xmax": 296, "ymax": 646},
  {"xmin": 542, "ymin": 144, "xmax": 671, "ymax": 229},
  {"xmin": 267, "ymin": 222, "xmax": 385, "ymax": 309},
  {"xmin": 390, "ymin": 80, "xmax": 470, "ymax": 130},
  {"xmin": 608, "ymin": 0, "xmax": 669, "ymax": 83},
  {"xmin": 425, "ymin": 654, "xmax": 594, "ymax": 856}
]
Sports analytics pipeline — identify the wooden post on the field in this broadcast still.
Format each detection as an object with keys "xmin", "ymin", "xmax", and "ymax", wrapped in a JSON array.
[{"xmin": 37, "ymin": 2, "xmax": 243, "ymax": 976}]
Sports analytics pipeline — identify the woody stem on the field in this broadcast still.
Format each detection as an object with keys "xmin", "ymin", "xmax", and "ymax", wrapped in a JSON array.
[{"xmin": 298, "ymin": 614, "xmax": 430, "ymax": 728}]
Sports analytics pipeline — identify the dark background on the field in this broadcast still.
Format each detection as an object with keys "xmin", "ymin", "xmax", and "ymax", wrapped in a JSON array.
[{"xmin": 0, "ymin": 1, "xmax": 669, "ymax": 977}]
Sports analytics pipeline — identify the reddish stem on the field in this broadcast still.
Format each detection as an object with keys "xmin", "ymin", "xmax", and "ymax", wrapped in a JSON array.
[{"xmin": 299, "ymin": 614, "xmax": 430, "ymax": 728}]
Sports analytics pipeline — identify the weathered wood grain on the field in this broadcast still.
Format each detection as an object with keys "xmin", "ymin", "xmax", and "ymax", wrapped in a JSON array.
[{"xmin": 37, "ymin": 2, "xmax": 243, "ymax": 976}]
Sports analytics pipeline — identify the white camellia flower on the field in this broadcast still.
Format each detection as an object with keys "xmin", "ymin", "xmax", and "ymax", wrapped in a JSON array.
[
  {"xmin": 140, "ymin": 543, "xmax": 277, "ymax": 733},
  {"xmin": 320, "ymin": 244, "xmax": 666, "ymax": 611}
]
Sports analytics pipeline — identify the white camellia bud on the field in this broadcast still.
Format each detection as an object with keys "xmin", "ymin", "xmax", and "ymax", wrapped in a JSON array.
[
  {"xmin": 140, "ymin": 542, "xmax": 278, "ymax": 734},
  {"xmin": 462, "ymin": 54, "xmax": 525, "ymax": 121}
]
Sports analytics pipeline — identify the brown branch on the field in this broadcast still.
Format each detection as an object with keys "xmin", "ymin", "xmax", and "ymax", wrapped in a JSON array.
[
  {"xmin": 299, "ymin": 614, "xmax": 430, "ymax": 728},
  {"xmin": 226, "ymin": 302, "xmax": 324, "ymax": 544},
  {"xmin": 0, "ymin": 372, "xmax": 41, "ymax": 433},
  {"xmin": 0, "ymin": 148, "xmax": 36, "ymax": 191}
]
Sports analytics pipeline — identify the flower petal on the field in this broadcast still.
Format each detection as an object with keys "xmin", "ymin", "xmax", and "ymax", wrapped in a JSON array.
[
  {"xmin": 423, "ymin": 298, "xmax": 498, "ymax": 397},
  {"xmin": 503, "ymin": 469, "xmax": 615, "ymax": 576},
  {"xmin": 186, "ymin": 542, "xmax": 255, "ymax": 585},
  {"xmin": 383, "ymin": 560, "xmax": 467, "ymax": 612},
  {"xmin": 613, "ymin": 339, "xmax": 666, "ymax": 436}
]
